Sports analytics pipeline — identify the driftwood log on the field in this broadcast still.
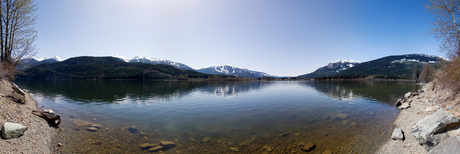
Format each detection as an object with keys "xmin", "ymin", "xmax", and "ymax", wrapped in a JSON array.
[{"xmin": 32, "ymin": 110, "xmax": 61, "ymax": 127}]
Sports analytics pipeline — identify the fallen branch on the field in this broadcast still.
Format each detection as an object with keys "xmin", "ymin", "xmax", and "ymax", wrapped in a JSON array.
[{"xmin": 32, "ymin": 109, "xmax": 61, "ymax": 127}]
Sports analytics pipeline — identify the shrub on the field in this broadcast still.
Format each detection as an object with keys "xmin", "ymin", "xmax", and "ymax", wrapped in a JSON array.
[
  {"xmin": 438, "ymin": 57, "xmax": 460, "ymax": 91},
  {"xmin": 0, "ymin": 62, "xmax": 16, "ymax": 80},
  {"xmin": 419, "ymin": 64, "xmax": 435, "ymax": 83}
]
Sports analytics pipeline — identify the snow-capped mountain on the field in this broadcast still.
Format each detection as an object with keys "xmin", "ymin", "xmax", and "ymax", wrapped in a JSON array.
[
  {"xmin": 17, "ymin": 56, "xmax": 62, "ymax": 70},
  {"xmin": 111, "ymin": 55, "xmax": 194, "ymax": 70},
  {"xmin": 197, "ymin": 65, "xmax": 274, "ymax": 78},
  {"xmin": 298, "ymin": 59, "xmax": 360, "ymax": 78},
  {"xmin": 337, "ymin": 54, "xmax": 445, "ymax": 77}
]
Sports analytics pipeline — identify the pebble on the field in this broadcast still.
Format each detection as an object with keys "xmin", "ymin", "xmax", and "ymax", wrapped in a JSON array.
[
  {"xmin": 322, "ymin": 149, "xmax": 332, "ymax": 154},
  {"xmin": 202, "ymin": 137, "xmax": 211, "ymax": 143},
  {"xmin": 262, "ymin": 145, "xmax": 273, "ymax": 152},
  {"xmin": 230, "ymin": 147, "xmax": 239, "ymax": 152}
]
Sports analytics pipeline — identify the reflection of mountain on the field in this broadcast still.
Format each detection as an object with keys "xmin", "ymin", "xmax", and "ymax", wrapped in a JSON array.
[
  {"xmin": 14, "ymin": 80, "xmax": 271, "ymax": 103},
  {"xmin": 305, "ymin": 81, "xmax": 420, "ymax": 104},
  {"xmin": 199, "ymin": 82, "xmax": 272, "ymax": 97}
]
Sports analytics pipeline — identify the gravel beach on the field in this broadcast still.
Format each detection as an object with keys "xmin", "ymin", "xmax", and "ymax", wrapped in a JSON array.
[{"xmin": 0, "ymin": 78, "xmax": 58, "ymax": 153}]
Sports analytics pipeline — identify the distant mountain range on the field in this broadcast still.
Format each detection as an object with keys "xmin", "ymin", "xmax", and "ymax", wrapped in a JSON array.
[
  {"xmin": 19, "ymin": 55, "xmax": 274, "ymax": 78},
  {"xmin": 298, "ymin": 59, "xmax": 360, "ymax": 78},
  {"xmin": 17, "ymin": 56, "xmax": 226, "ymax": 79},
  {"xmin": 17, "ymin": 54, "xmax": 445, "ymax": 80},
  {"xmin": 197, "ymin": 65, "xmax": 273, "ymax": 78},
  {"xmin": 17, "ymin": 56, "xmax": 62, "ymax": 70},
  {"xmin": 336, "ymin": 54, "xmax": 444, "ymax": 78},
  {"xmin": 111, "ymin": 55, "xmax": 194, "ymax": 70},
  {"xmin": 300, "ymin": 54, "xmax": 444, "ymax": 79}
]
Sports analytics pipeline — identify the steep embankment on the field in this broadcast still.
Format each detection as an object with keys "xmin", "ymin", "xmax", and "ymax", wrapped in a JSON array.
[
  {"xmin": 378, "ymin": 81, "xmax": 460, "ymax": 153},
  {"xmin": 0, "ymin": 78, "xmax": 57, "ymax": 153}
]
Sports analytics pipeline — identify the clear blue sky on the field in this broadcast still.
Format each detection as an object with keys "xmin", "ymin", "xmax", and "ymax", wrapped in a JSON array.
[{"xmin": 35, "ymin": 0, "xmax": 440, "ymax": 76}]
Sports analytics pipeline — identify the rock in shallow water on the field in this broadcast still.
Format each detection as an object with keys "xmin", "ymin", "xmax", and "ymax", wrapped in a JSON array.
[
  {"xmin": 149, "ymin": 145, "xmax": 164, "ymax": 152},
  {"xmin": 202, "ymin": 137, "xmax": 211, "ymax": 143},
  {"xmin": 262, "ymin": 145, "xmax": 273, "ymax": 152},
  {"xmin": 322, "ymin": 149, "xmax": 332, "ymax": 154},
  {"xmin": 1, "ymin": 122, "xmax": 28, "ymax": 139},
  {"xmin": 86, "ymin": 127, "xmax": 98, "ymax": 132},
  {"xmin": 301, "ymin": 142, "xmax": 315, "ymax": 152},
  {"xmin": 160, "ymin": 141, "xmax": 176, "ymax": 146},
  {"xmin": 127, "ymin": 125, "xmax": 138, "ymax": 134},
  {"xmin": 391, "ymin": 128, "xmax": 405, "ymax": 141},
  {"xmin": 140, "ymin": 143, "xmax": 159, "ymax": 150},
  {"xmin": 230, "ymin": 147, "xmax": 238, "ymax": 152}
]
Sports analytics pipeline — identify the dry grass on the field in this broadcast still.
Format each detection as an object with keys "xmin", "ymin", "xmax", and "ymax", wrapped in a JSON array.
[
  {"xmin": 0, "ymin": 62, "xmax": 16, "ymax": 80},
  {"xmin": 438, "ymin": 57, "xmax": 460, "ymax": 91}
]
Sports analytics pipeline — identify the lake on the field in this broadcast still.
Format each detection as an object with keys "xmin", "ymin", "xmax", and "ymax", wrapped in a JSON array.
[{"xmin": 14, "ymin": 80, "xmax": 419, "ymax": 153}]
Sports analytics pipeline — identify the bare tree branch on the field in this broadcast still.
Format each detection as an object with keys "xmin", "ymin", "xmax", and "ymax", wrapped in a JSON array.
[{"xmin": 0, "ymin": 0, "xmax": 37, "ymax": 66}]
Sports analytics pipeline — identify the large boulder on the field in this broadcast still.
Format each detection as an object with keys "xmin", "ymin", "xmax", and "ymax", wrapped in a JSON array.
[
  {"xmin": 412, "ymin": 109, "xmax": 460, "ymax": 150},
  {"xmin": 428, "ymin": 136, "xmax": 460, "ymax": 154},
  {"xmin": 391, "ymin": 128, "xmax": 405, "ymax": 141},
  {"xmin": 1, "ymin": 122, "xmax": 28, "ymax": 139}
]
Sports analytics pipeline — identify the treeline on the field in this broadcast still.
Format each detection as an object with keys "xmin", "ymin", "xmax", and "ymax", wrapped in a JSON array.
[
  {"xmin": 16, "ymin": 57, "xmax": 234, "ymax": 80},
  {"xmin": 314, "ymin": 63, "xmax": 436, "ymax": 81},
  {"xmin": 314, "ymin": 75, "xmax": 411, "ymax": 80}
]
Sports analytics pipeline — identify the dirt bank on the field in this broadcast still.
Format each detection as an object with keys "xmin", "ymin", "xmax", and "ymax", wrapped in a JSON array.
[
  {"xmin": 0, "ymin": 78, "xmax": 58, "ymax": 153},
  {"xmin": 377, "ymin": 81, "xmax": 460, "ymax": 153}
]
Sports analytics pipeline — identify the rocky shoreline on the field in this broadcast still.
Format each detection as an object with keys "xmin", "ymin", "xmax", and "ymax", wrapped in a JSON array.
[
  {"xmin": 378, "ymin": 81, "xmax": 460, "ymax": 153},
  {"xmin": 0, "ymin": 78, "xmax": 58, "ymax": 153}
]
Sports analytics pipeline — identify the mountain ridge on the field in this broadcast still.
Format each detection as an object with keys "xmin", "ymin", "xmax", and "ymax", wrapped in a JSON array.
[
  {"xmin": 298, "ymin": 59, "xmax": 360, "ymax": 78},
  {"xmin": 17, "ymin": 56, "xmax": 229, "ymax": 80},
  {"xmin": 197, "ymin": 65, "xmax": 274, "ymax": 78}
]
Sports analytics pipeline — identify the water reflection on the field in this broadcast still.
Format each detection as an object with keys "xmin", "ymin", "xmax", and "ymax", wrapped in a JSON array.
[
  {"xmin": 14, "ymin": 80, "xmax": 273, "ymax": 103},
  {"xmin": 306, "ymin": 81, "xmax": 419, "ymax": 105},
  {"xmin": 13, "ymin": 80, "xmax": 420, "ymax": 153},
  {"xmin": 15, "ymin": 80, "xmax": 419, "ymax": 105}
]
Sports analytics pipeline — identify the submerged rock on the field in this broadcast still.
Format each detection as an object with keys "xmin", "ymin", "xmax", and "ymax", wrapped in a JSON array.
[
  {"xmin": 1, "ymin": 122, "xmax": 28, "ymax": 139},
  {"xmin": 262, "ymin": 145, "xmax": 273, "ymax": 152},
  {"xmin": 391, "ymin": 128, "xmax": 405, "ymax": 141},
  {"xmin": 202, "ymin": 137, "xmax": 211, "ymax": 143},
  {"xmin": 301, "ymin": 142, "xmax": 315, "ymax": 152},
  {"xmin": 160, "ymin": 141, "xmax": 176, "ymax": 147},
  {"xmin": 127, "ymin": 125, "xmax": 138, "ymax": 134},
  {"xmin": 140, "ymin": 143, "xmax": 159, "ymax": 150},
  {"xmin": 230, "ymin": 147, "xmax": 239, "ymax": 152},
  {"xmin": 335, "ymin": 113, "xmax": 349, "ymax": 120},
  {"xmin": 412, "ymin": 109, "xmax": 460, "ymax": 150},
  {"xmin": 322, "ymin": 149, "xmax": 332, "ymax": 154},
  {"xmin": 91, "ymin": 124, "xmax": 102, "ymax": 129},
  {"xmin": 86, "ymin": 127, "xmax": 98, "ymax": 132},
  {"xmin": 148, "ymin": 145, "xmax": 164, "ymax": 152}
]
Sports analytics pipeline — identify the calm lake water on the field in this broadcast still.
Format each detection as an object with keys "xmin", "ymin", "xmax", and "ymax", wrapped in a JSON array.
[{"xmin": 15, "ymin": 80, "xmax": 419, "ymax": 153}]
